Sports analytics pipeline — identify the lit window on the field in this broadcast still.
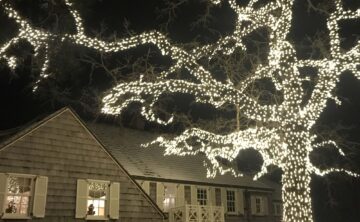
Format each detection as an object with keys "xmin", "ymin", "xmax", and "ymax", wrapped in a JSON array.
[
  {"xmin": 5, "ymin": 176, "xmax": 33, "ymax": 216},
  {"xmin": 1, "ymin": 173, "xmax": 48, "ymax": 219},
  {"xmin": 76, "ymin": 179, "xmax": 120, "ymax": 220},
  {"xmin": 87, "ymin": 181, "xmax": 108, "ymax": 217},
  {"xmin": 226, "ymin": 190, "xmax": 235, "ymax": 212},
  {"xmin": 163, "ymin": 184, "xmax": 176, "ymax": 212},
  {"xmin": 197, "ymin": 188, "xmax": 207, "ymax": 205}
]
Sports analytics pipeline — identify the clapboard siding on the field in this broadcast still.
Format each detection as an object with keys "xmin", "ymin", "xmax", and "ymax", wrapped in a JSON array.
[{"xmin": 0, "ymin": 109, "xmax": 163, "ymax": 222}]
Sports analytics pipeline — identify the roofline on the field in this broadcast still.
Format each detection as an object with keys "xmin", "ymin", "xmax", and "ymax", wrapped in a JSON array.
[
  {"xmin": 0, "ymin": 107, "xmax": 69, "ymax": 152},
  {"xmin": 0, "ymin": 107, "xmax": 166, "ymax": 219},
  {"xmin": 132, "ymin": 175, "xmax": 274, "ymax": 192}
]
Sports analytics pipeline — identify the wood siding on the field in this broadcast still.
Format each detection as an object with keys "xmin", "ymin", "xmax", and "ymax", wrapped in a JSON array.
[{"xmin": 0, "ymin": 109, "xmax": 163, "ymax": 222}]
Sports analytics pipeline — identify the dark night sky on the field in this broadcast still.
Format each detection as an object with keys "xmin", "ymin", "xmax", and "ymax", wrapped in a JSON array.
[{"xmin": 0, "ymin": 1, "xmax": 360, "ymax": 221}]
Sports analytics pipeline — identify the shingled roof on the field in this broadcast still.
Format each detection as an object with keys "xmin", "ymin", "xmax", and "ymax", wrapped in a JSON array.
[{"xmin": 87, "ymin": 122, "xmax": 273, "ymax": 191}]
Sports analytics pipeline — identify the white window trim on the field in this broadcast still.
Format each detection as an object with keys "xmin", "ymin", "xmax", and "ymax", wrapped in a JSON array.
[
  {"xmin": 1, "ymin": 173, "xmax": 37, "ymax": 220},
  {"xmin": 225, "ymin": 189, "xmax": 236, "ymax": 215}
]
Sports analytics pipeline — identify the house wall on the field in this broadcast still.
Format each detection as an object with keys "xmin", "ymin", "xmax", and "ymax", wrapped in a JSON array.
[
  {"xmin": 138, "ymin": 180, "xmax": 278, "ymax": 222},
  {"xmin": 0, "ymin": 110, "xmax": 164, "ymax": 222}
]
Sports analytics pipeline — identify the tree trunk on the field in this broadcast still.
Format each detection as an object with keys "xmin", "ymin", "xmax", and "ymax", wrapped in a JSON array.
[{"xmin": 282, "ymin": 136, "xmax": 313, "ymax": 222}]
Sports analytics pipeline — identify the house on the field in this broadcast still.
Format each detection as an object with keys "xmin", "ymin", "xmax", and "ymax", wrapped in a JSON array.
[
  {"xmin": 0, "ymin": 107, "xmax": 282, "ymax": 222},
  {"xmin": 0, "ymin": 108, "xmax": 165, "ymax": 221},
  {"xmin": 87, "ymin": 121, "xmax": 283, "ymax": 222}
]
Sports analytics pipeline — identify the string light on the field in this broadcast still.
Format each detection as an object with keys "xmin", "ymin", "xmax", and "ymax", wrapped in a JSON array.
[{"xmin": 0, "ymin": 1, "xmax": 359, "ymax": 222}]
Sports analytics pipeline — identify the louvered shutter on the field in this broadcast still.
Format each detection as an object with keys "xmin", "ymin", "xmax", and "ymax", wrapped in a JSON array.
[
  {"xmin": 190, "ymin": 185, "xmax": 197, "ymax": 205},
  {"xmin": 221, "ymin": 188, "xmax": 226, "ymax": 211},
  {"xmin": 233, "ymin": 190, "xmax": 240, "ymax": 215},
  {"xmin": 156, "ymin": 183, "xmax": 164, "ymax": 210},
  {"xmin": 0, "ymin": 173, "xmax": 7, "ymax": 216},
  {"xmin": 75, "ymin": 179, "xmax": 88, "ymax": 218},
  {"xmin": 176, "ymin": 184, "xmax": 184, "ymax": 207},
  {"xmin": 210, "ymin": 187, "xmax": 216, "ymax": 206},
  {"xmin": 262, "ymin": 196, "xmax": 268, "ymax": 215},
  {"xmin": 32, "ymin": 176, "xmax": 48, "ymax": 217},
  {"xmin": 109, "ymin": 182, "xmax": 120, "ymax": 219},
  {"xmin": 250, "ymin": 196, "xmax": 256, "ymax": 215},
  {"xmin": 237, "ymin": 189, "xmax": 244, "ymax": 215}
]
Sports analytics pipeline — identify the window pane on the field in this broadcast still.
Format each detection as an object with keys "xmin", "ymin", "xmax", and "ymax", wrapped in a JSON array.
[
  {"xmin": 87, "ymin": 182, "xmax": 108, "ymax": 216},
  {"xmin": 5, "ymin": 176, "xmax": 32, "ymax": 215},
  {"xmin": 197, "ymin": 188, "xmax": 207, "ymax": 205},
  {"xmin": 226, "ymin": 190, "xmax": 235, "ymax": 212}
]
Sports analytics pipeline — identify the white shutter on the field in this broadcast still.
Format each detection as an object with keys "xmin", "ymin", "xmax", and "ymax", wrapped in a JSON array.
[
  {"xmin": 262, "ymin": 196, "xmax": 268, "ymax": 215},
  {"xmin": 234, "ymin": 190, "xmax": 240, "ymax": 215},
  {"xmin": 109, "ymin": 182, "xmax": 120, "ymax": 219},
  {"xmin": 141, "ymin": 181, "xmax": 150, "ymax": 194},
  {"xmin": 156, "ymin": 183, "xmax": 164, "ymax": 210},
  {"xmin": 250, "ymin": 196, "xmax": 256, "ymax": 215},
  {"xmin": 75, "ymin": 179, "xmax": 88, "ymax": 218},
  {"xmin": 210, "ymin": 187, "xmax": 216, "ymax": 206},
  {"xmin": 221, "ymin": 188, "xmax": 226, "ymax": 211},
  {"xmin": 32, "ymin": 176, "xmax": 48, "ymax": 218},
  {"xmin": 237, "ymin": 189, "xmax": 244, "ymax": 215},
  {"xmin": 190, "ymin": 185, "xmax": 197, "ymax": 205},
  {"xmin": 176, "ymin": 184, "xmax": 184, "ymax": 207},
  {"xmin": 0, "ymin": 173, "xmax": 7, "ymax": 216}
]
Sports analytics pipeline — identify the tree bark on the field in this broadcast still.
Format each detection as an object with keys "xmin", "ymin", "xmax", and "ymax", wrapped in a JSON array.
[{"xmin": 282, "ymin": 133, "xmax": 313, "ymax": 222}]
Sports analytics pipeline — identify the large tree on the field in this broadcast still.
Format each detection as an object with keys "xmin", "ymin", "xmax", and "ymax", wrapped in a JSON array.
[{"xmin": 1, "ymin": 0, "xmax": 359, "ymax": 222}]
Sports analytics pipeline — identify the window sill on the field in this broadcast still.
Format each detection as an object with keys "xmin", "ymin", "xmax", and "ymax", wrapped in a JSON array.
[
  {"xmin": 86, "ymin": 215, "xmax": 108, "ymax": 220},
  {"xmin": 1, "ymin": 214, "xmax": 32, "ymax": 220}
]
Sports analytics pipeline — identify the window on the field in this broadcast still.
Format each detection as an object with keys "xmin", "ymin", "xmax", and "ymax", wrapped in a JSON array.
[
  {"xmin": 76, "ymin": 179, "xmax": 120, "ymax": 220},
  {"xmin": 255, "ymin": 197, "xmax": 261, "ymax": 214},
  {"xmin": 163, "ymin": 184, "xmax": 176, "ymax": 212},
  {"xmin": 149, "ymin": 182, "xmax": 157, "ymax": 202},
  {"xmin": 0, "ymin": 173, "xmax": 48, "ymax": 219},
  {"xmin": 251, "ymin": 195, "xmax": 266, "ymax": 215},
  {"xmin": 274, "ymin": 203, "xmax": 282, "ymax": 216},
  {"xmin": 215, "ymin": 188, "xmax": 222, "ymax": 206},
  {"xmin": 226, "ymin": 190, "xmax": 235, "ymax": 213},
  {"xmin": 184, "ymin": 186, "xmax": 191, "ymax": 204},
  {"xmin": 87, "ymin": 181, "xmax": 107, "ymax": 217},
  {"xmin": 5, "ymin": 176, "xmax": 33, "ymax": 216},
  {"xmin": 197, "ymin": 188, "xmax": 207, "ymax": 205}
]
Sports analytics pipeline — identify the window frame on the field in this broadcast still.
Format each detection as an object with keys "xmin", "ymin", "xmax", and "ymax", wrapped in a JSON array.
[
  {"xmin": 214, "ymin": 188, "xmax": 222, "ymax": 207},
  {"xmin": 196, "ymin": 187, "xmax": 208, "ymax": 206},
  {"xmin": 85, "ymin": 179, "xmax": 110, "ymax": 221},
  {"xmin": 2, "ymin": 173, "xmax": 36, "ymax": 220},
  {"xmin": 255, "ymin": 196, "xmax": 262, "ymax": 214},
  {"xmin": 226, "ymin": 189, "xmax": 236, "ymax": 214},
  {"xmin": 273, "ymin": 202, "xmax": 282, "ymax": 216}
]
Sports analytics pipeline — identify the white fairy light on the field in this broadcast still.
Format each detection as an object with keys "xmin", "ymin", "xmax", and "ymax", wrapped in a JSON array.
[{"xmin": 0, "ymin": 1, "xmax": 359, "ymax": 222}]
